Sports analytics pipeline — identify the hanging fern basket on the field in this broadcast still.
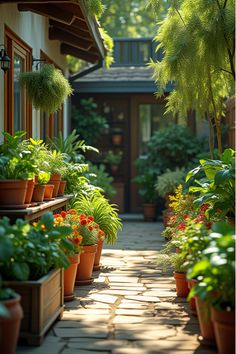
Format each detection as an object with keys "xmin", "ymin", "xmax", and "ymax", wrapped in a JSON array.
[{"xmin": 19, "ymin": 64, "xmax": 73, "ymax": 114}]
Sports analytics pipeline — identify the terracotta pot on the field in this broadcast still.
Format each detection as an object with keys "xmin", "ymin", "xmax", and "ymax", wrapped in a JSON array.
[
  {"xmin": 143, "ymin": 203, "xmax": 156, "ymax": 222},
  {"xmin": 111, "ymin": 165, "xmax": 119, "ymax": 174},
  {"xmin": 173, "ymin": 272, "xmax": 189, "ymax": 297},
  {"xmin": 211, "ymin": 307, "xmax": 235, "ymax": 354},
  {"xmin": 32, "ymin": 184, "xmax": 46, "ymax": 203},
  {"xmin": 0, "ymin": 295, "xmax": 23, "ymax": 354},
  {"xmin": 187, "ymin": 279, "xmax": 197, "ymax": 314},
  {"xmin": 112, "ymin": 134, "xmax": 123, "ymax": 146},
  {"xmin": 64, "ymin": 253, "xmax": 80, "ymax": 302},
  {"xmin": 93, "ymin": 240, "xmax": 104, "ymax": 271},
  {"xmin": 24, "ymin": 179, "xmax": 35, "ymax": 204},
  {"xmin": 75, "ymin": 244, "xmax": 97, "ymax": 285},
  {"xmin": 49, "ymin": 173, "xmax": 61, "ymax": 197},
  {"xmin": 57, "ymin": 180, "xmax": 67, "ymax": 197},
  {"xmin": 44, "ymin": 184, "xmax": 54, "ymax": 200},
  {"xmin": 0, "ymin": 180, "xmax": 28, "ymax": 206},
  {"xmin": 195, "ymin": 296, "xmax": 215, "ymax": 343}
]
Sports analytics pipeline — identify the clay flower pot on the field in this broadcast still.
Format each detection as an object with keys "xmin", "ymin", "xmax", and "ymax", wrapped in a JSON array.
[
  {"xmin": 32, "ymin": 184, "xmax": 46, "ymax": 203},
  {"xmin": 64, "ymin": 253, "xmax": 80, "ymax": 302},
  {"xmin": 75, "ymin": 244, "xmax": 97, "ymax": 285},
  {"xmin": 0, "ymin": 295, "xmax": 23, "ymax": 354},
  {"xmin": 187, "ymin": 279, "xmax": 197, "ymax": 314},
  {"xmin": 24, "ymin": 179, "xmax": 35, "ymax": 204},
  {"xmin": 143, "ymin": 203, "xmax": 156, "ymax": 222},
  {"xmin": 211, "ymin": 307, "xmax": 235, "ymax": 354},
  {"xmin": 173, "ymin": 272, "xmax": 189, "ymax": 297},
  {"xmin": 93, "ymin": 239, "xmax": 104, "ymax": 271},
  {"xmin": 57, "ymin": 180, "xmax": 67, "ymax": 196},
  {"xmin": 0, "ymin": 180, "xmax": 28, "ymax": 207},
  {"xmin": 195, "ymin": 296, "xmax": 215, "ymax": 344},
  {"xmin": 49, "ymin": 173, "xmax": 61, "ymax": 197},
  {"xmin": 44, "ymin": 184, "xmax": 54, "ymax": 200}
]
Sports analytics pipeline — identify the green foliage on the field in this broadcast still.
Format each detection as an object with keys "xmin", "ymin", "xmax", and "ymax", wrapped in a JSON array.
[
  {"xmin": 72, "ymin": 99, "xmax": 108, "ymax": 146},
  {"xmin": 73, "ymin": 191, "xmax": 122, "ymax": 244},
  {"xmin": 44, "ymin": 150, "xmax": 67, "ymax": 176},
  {"xmin": 86, "ymin": 164, "xmax": 115, "ymax": 199},
  {"xmin": 100, "ymin": 0, "xmax": 157, "ymax": 38},
  {"xmin": 84, "ymin": 0, "xmax": 105, "ymax": 17},
  {"xmin": 150, "ymin": 0, "xmax": 235, "ymax": 153},
  {"xmin": 188, "ymin": 223, "xmax": 235, "ymax": 310},
  {"xmin": 49, "ymin": 130, "xmax": 98, "ymax": 163},
  {"xmin": 99, "ymin": 28, "xmax": 114, "ymax": 68},
  {"xmin": 187, "ymin": 148, "xmax": 235, "ymax": 217},
  {"xmin": 147, "ymin": 124, "xmax": 205, "ymax": 173},
  {"xmin": 157, "ymin": 252, "xmax": 187, "ymax": 273},
  {"xmin": 105, "ymin": 150, "xmax": 123, "ymax": 165},
  {"xmin": 155, "ymin": 168, "xmax": 186, "ymax": 197},
  {"xmin": 134, "ymin": 157, "xmax": 158, "ymax": 203},
  {"xmin": 19, "ymin": 64, "xmax": 73, "ymax": 114},
  {"xmin": 0, "ymin": 131, "xmax": 37, "ymax": 179},
  {"xmin": 0, "ymin": 213, "xmax": 73, "ymax": 281}
]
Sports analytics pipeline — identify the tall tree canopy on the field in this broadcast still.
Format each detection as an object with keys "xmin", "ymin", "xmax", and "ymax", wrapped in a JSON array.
[
  {"xmin": 100, "ymin": 0, "xmax": 157, "ymax": 38},
  {"xmin": 149, "ymin": 0, "xmax": 235, "ymax": 154}
]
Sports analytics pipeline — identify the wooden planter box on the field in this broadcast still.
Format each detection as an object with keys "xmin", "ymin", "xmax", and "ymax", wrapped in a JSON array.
[{"xmin": 5, "ymin": 268, "xmax": 64, "ymax": 346}]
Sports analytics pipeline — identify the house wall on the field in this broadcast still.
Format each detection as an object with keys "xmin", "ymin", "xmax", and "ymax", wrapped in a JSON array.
[{"xmin": 0, "ymin": 3, "xmax": 68, "ymax": 140}]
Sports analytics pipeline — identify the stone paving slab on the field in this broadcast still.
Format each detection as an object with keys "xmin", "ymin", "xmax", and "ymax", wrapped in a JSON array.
[{"xmin": 16, "ymin": 221, "xmax": 217, "ymax": 354}]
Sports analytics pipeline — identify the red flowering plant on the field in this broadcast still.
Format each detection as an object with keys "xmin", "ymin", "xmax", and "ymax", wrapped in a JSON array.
[{"xmin": 54, "ymin": 209, "xmax": 104, "ymax": 248}]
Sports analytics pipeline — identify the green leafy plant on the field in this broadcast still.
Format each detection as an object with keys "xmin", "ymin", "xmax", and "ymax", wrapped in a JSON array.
[
  {"xmin": 187, "ymin": 148, "xmax": 235, "ymax": 218},
  {"xmin": 73, "ymin": 191, "xmax": 122, "ymax": 244},
  {"xmin": 105, "ymin": 150, "xmax": 123, "ymax": 166},
  {"xmin": 155, "ymin": 168, "xmax": 186, "ymax": 198},
  {"xmin": 72, "ymin": 98, "xmax": 108, "ymax": 145},
  {"xmin": 44, "ymin": 150, "xmax": 67, "ymax": 176},
  {"xmin": 157, "ymin": 252, "xmax": 187, "ymax": 273},
  {"xmin": 86, "ymin": 163, "xmax": 116, "ymax": 199},
  {"xmin": 134, "ymin": 157, "xmax": 158, "ymax": 204},
  {"xmin": 37, "ymin": 171, "xmax": 50, "ymax": 185},
  {"xmin": 188, "ymin": 223, "xmax": 235, "ymax": 311},
  {"xmin": 19, "ymin": 64, "xmax": 73, "ymax": 114},
  {"xmin": 0, "ymin": 213, "xmax": 74, "ymax": 281}
]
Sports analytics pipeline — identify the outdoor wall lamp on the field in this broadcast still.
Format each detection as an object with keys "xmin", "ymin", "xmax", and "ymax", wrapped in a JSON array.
[{"xmin": 0, "ymin": 45, "xmax": 11, "ymax": 73}]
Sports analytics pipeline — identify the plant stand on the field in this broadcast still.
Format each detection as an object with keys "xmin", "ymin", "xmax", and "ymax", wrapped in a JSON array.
[{"xmin": 5, "ymin": 268, "xmax": 64, "ymax": 346}]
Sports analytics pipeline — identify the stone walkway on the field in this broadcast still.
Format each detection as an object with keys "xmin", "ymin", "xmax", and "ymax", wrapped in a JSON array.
[{"xmin": 16, "ymin": 220, "xmax": 218, "ymax": 354}]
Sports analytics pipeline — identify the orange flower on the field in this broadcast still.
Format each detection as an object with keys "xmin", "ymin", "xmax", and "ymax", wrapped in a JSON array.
[
  {"xmin": 68, "ymin": 209, "xmax": 76, "ymax": 214},
  {"xmin": 88, "ymin": 215, "xmax": 94, "ymax": 222},
  {"xmin": 80, "ymin": 219, "xmax": 87, "ymax": 226},
  {"xmin": 80, "ymin": 214, "xmax": 86, "ymax": 219},
  {"xmin": 61, "ymin": 211, "xmax": 67, "ymax": 218},
  {"xmin": 88, "ymin": 225, "xmax": 93, "ymax": 231}
]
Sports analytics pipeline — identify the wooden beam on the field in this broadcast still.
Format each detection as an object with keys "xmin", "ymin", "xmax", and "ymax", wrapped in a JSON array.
[
  {"xmin": 18, "ymin": 3, "xmax": 75, "ymax": 25},
  {"xmin": 49, "ymin": 19, "xmax": 91, "ymax": 39},
  {"xmin": 60, "ymin": 43, "xmax": 100, "ymax": 63},
  {"xmin": 49, "ymin": 27, "xmax": 92, "ymax": 51}
]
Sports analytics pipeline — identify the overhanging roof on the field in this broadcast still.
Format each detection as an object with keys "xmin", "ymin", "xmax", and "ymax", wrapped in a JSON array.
[{"xmin": 0, "ymin": 0, "xmax": 106, "ymax": 63}]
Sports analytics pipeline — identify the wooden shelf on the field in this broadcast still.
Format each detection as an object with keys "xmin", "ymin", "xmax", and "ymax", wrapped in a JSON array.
[{"xmin": 0, "ymin": 195, "xmax": 73, "ymax": 223}]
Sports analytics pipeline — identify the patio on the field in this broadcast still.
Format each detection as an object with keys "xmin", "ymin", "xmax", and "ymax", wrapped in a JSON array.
[{"xmin": 16, "ymin": 218, "xmax": 217, "ymax": 354}]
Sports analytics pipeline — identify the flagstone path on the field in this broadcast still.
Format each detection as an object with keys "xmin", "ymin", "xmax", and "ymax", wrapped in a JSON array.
[{"xmin": 16, "ymin": 218, "xmax": 218, "ymax": 354}]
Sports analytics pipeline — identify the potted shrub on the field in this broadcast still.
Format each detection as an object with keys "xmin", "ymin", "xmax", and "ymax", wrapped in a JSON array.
[
  {"xmin": 73, "ymin": 191, "xmax": 122, "ymax": 270},
  {"xmin": 32, "ymin": 171, "xmax": 51, "ymax": 203},
  {"xmin": 19, "ymin": 64, "xmax": 73, "ymax": 114},
  {"xmin": 188, "ymin": 223, "xmax": 235, "ymax": 354},
  {"xmin": 134, "ymin": 157, "xmax": 158, "ymax": 221},
  {"xmin": 0, "ymin": 131, "xmax": 37, "ymax": 207},
  {"xmin": 0, "ymin": 212, "xmax": 74, "ymax": 345},
  {"xmin": 105, "ymin": 149, "xmax": 123, "ymax": 173}
]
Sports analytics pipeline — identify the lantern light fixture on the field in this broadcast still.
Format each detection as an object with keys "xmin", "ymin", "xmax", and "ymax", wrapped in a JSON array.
[{"xmin": 0, "ymin": 45, "xmax": 11, "ymax": 73}]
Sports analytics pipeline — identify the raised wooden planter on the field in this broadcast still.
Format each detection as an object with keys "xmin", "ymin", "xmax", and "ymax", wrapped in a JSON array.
[{"xmin": 5, "ymin": 268, "xmax": 64, "ymax": 346}]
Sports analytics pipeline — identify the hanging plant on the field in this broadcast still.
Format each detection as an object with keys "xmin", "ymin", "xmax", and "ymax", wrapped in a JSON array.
[{"xmin": 19, "ymin": 64, "xmax": 73, "ymax": 114}]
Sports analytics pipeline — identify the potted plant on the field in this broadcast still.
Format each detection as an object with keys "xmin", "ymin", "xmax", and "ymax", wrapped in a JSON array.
[
  {"xmin": 188, "ymin": 223, "xmax": 235, "ymax": 354},
  {"xmin": 0, "ymin": 212, "xmax": 74, "ymax": 345},
  {"xmin": 105, "ymin": 149, "xmax": 123, "ymax": 173},
  {"xmin": 0, "ymin": 234, "xmax": 23, "ymax": 354},
  {"xmin": 0, "ymin": 131, "xmax": 37, "ymax": 208},
  {"xmin": 134, "ymin": 157, "xmax": 158, "ymax": 221},
  {"xmin": 157, "ymin": 252, "xmax": 189, "ymax": 297},
  {"xmin": 32, "ymin": 171, "xmax": 51, "ymax": 203},
  {"xmin": 19, "ymin": 64, "xmax": 73, "ymax": 114},
  {"xmin": 45, "ymin": 150, "xmax": 67, "ymax": 197},
  {"xmin": 73, "ymin": 191, "xmax": 122, "ymax": 270}
]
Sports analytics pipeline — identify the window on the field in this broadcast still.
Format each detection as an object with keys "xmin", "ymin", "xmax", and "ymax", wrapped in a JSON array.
[
  {"xmin": 139, "ymin": 104, "xmax": 176, "ymax": 156},
  {"xmin": 4, "ymin": 26, "xmax": 32, "ymax": 136}
]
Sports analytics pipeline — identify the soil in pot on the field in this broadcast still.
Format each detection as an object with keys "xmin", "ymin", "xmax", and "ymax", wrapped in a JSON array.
[
  {"xmin": 64, "ymin": 253, "xmax": 80, "ymax": 302},
  {"xmin": 75, "ymin": 244, "xmax": 97, "ymax": 286},
  {"xmin": 0, "ymin": 295, "xmax": 23, "ymax": 354},
  {"xmin": 0, "ymin": 180, "xmax": 28, "ymax": 206},
  {"xmin": 173, "ymin": 272, "xmax": 189, "ymax": 297},
  {"xmin": 211, "ymin": 307, "xmax": 235, "ymax": 354},
  {"xmin": 93, "ymin": 240, "xmax": 104, "ymax": 271},
  {"xmin": 49, "ymin": 173, "xmax": 61, "ymax": 197}
]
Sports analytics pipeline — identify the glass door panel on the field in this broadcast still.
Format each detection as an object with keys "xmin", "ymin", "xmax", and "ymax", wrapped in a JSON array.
[{"xmin": 14, "ymin": 54, "xmax": 25, "ymax": 132}]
